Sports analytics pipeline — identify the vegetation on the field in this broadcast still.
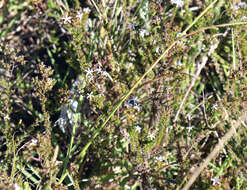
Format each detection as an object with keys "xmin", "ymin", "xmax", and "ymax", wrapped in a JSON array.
[{"xmin": 0, "ymin": 0, "xmax": 247, "ymax": 189}]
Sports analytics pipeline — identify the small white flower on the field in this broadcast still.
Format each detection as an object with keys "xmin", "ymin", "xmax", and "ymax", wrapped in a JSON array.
[
  {"xmin": 139, "ymin": 29, "xmax": 146, "ymax": 38},
  {"xmin": 176, "ymin": 32, "xmax": 182, "ymax": 38},
  {"xmin": 96, "ymin": 67, "xmax": 103, "ymax": 74},
  {"xmin": 76, "ymin": 11, "xmax": 83, "ymax": 20},
  {"xmin": 187, "ymin": 125, "xmax": 194, "ymax": 133},
  {"xmin": 155, "ymin": 155, "xmax": 164, "ymax": 162},
  {"xmin": 212, "ymin": 104, "xmax": 218, "ymax": 110},
  {"xmin": 98, "ymin": 91, "xmax": 105, "ymax": 97},
  {"xmin": 87, "ymin": 92, "xmax": 94, "ymax": 100},
  {"xmin": 62, "ymin": 15, "xmax": 72, "ymax": 24},
  {"xmin": 87, "ymin": 74, "xmax": 94, "ymax": 82},
  {"xmin": 4, "ymin": 114, "xmax": 10, "ymax": 120},
  {"xmin": 155, "ymin": 47, "xmax": 160, "ymax": 53},
  {"xmin": 83, "ymin": 8, "xmax": 91, "ymax": 14},
  {"xmin": 135, "ymin": 125, "xmax": 142, "ymax": 133},
  {"xmin": 85, "ymin": 68, "xmax": 94, "ymax": 77},
  {"xmin": 134, "ymin": 104, "xmax": 141, "ymax": 111},
  {"xmin": 29, "ymin": 139, "xmax": 38, "ymax": 146},
  {"xmin": 171, "ymin": 0, "xmax": 184, "ymax": 8},
  {"xmin": 147, "ymin": 133, "xmax": 155, "ymax": 140},
  {"xmin": 211, "ymin": 177, "xmax": 220, "ymax": 186}
]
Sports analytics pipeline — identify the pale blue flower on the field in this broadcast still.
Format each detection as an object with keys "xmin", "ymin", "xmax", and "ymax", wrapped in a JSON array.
[
  {"xmin": 211, "ymin": 177, "xmax": 220, "ymax": 186},
  {"xmin": 130, "ymin": 22, "xmax": 137, "ymax": 30},
  {"xmin": 155, "ymin": 155, "xmax": 164, "ymax": 162},
  {"xmin": 135, "ymin": 125, "xmax": 142, "ymax": 133}
]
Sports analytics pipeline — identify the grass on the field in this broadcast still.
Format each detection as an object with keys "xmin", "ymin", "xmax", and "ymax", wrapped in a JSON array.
[{"xmin": 1, "ymin": 0, "xmax": 247, "ymax": 189}]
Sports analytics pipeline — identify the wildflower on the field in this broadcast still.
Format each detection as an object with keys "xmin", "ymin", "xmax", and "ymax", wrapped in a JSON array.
[
  {"xmin": 139, "ymin": 29, "xmax": 146, "ymax": 38},
  {"xmin": 187, "ymin": 125, "xmax": 194, "ymax": 133},
  {"xmin": 130, "ymin": 96, "xmax": 138, "ymax": 104},
  {"xmin": 85, "ymin": 68, "xmax": 94, "ymax": 77},
  {"xmin": 125, "ymin": 96, "xmax": 141, "ymax": 109},
  {"xmin": 124, "ymin": 101, "xmax": 132, "ymax": 108},
  {"xmin": 211, "ymin": 177, "xmax": 220, "ymax": 186},
  {"xmin": 177, "ymin": 60, "xmax": 183, "ymax": 67},
  {"xmin": 96, "ymin": 66, "xmax": 103, "ymax": 74},
  {"xmin": 87, "ymin": 74, "xmax": 94, "ymax": 82},
  {"xmin": 29, "ymin": 139, "xmax": 38, "ymax": 146},
  {"xmin": 130, "ymin": 22, "xmax": 137, "ymax": 30},
  {"xmin": 83, "ymin": 7, "xmax": 91, "ymax": 14},
  {"xmin": 4, "ymin": 114, "xmax": 10, "ymax": 120},
  {"xmin": 155, "ymin": 155, "xmax": 164, "ymax": 162},
  {"xmin": 97, "ymin": 91, "xmax": 104, "ymax": 97},
  {"xmin": 135, "ymin": 125, "xmax": 142, "ymax": 133},
  {"xmin": 176, "ymin": 32, "xmax": 182, "ymax": 38},
  {"xmin": 76, "ymin": 11, "xmax": 83, "ymax": 20},
  {"xmin": 212, "ymin": 104, "xmax": 218, "ymax": 110},
  {"xmin": 147, "ymin": 133, "xmax": 155, "ymax": 140},
  {"xmin": 134, "ymin": 104, "xmax": 141, "ymax": 111},
  {"xmin": 62, "ymin": 15, "xmax": 72, "ymax": 24},
  {"xmin": 87, "ymin": 92, "xmax": 94, "ymax": 100},
  {"xmin": 155, "ymin": 47, "xmax": 160, "ymax": 53},
  {"xmin": 171, "ymin": 0, "xmax": 184, "ymax": 8}
]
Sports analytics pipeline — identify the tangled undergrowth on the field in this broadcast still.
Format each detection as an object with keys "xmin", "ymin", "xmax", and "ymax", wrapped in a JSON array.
[{"xmin": 1, "ymin": 0, "xmax": 247, "ymax": 189}]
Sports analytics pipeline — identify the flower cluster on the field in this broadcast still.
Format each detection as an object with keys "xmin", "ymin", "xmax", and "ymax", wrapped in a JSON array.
[
  {"xmin": 124, "ymin": 96, "xmax": 141, "ymax": 111},
  {"xmin": 61, "ymin": 8, "xmax": 91, "ymax": 24}
]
